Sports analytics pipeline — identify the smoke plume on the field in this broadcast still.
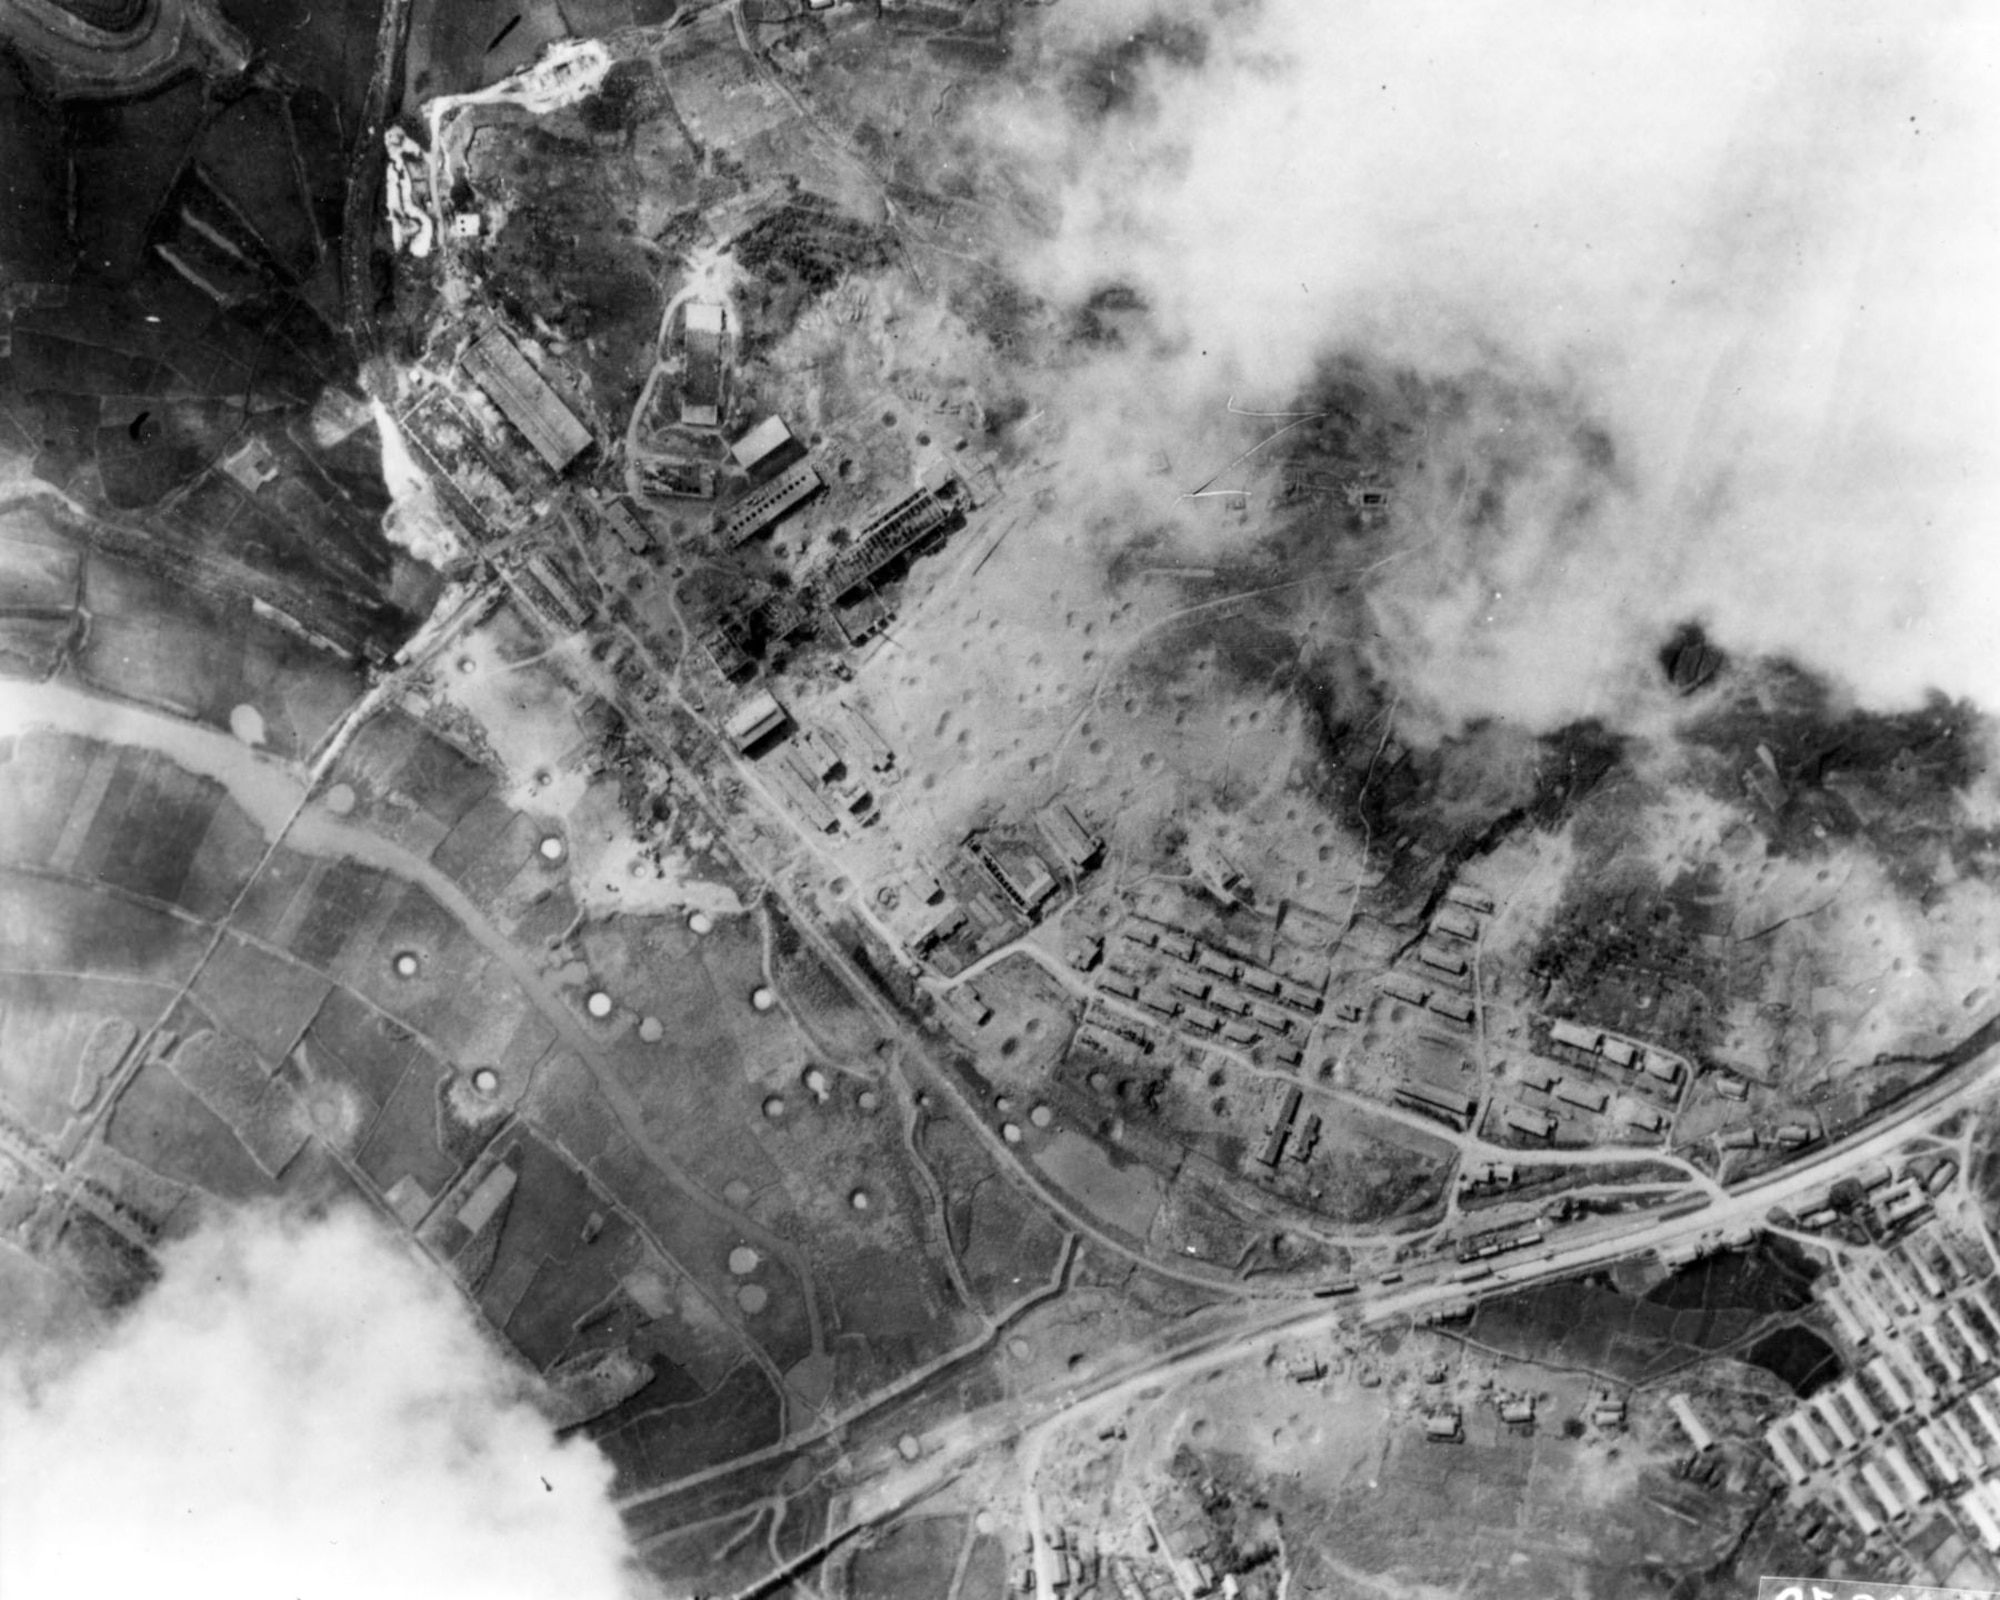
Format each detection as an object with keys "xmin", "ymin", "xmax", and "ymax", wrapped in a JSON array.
[
  {"xmin": 0, "ymin": 1206, "xmax": 646, "ymax": 1600},
  {"xmin": 990, "ymin": 0, "xmax": 2000, "ymax": 735}
]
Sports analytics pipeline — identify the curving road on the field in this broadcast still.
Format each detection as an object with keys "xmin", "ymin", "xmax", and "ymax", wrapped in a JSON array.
[{"xmin": 701, "ymin": 1023, "xmax": 2000, "ymax": 1598}]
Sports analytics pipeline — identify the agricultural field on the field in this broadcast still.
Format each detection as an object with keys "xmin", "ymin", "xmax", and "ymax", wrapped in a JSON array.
[{"xmin": 1, "ymin": 8, "xmax": 1993, "ymax": 1600}]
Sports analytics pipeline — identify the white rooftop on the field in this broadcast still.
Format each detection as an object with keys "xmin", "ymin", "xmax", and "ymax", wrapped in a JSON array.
[{"xmin": 729, "ymin": 415, "xmax": 793, "ymax": 470}]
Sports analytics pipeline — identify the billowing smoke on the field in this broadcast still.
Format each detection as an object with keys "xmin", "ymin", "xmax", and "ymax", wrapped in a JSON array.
[
  {"xmin": 0, "ymin": 1206, "xmax": 646, "ymax": 1600},
  {"xmin": 988, "ymin": 0, "xmax": 2000, "ymax": 736}
]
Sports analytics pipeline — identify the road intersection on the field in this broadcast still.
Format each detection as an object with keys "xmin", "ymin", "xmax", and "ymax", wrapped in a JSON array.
[{"xmin": 705, "ymin": 1026, "xmax": 2000, "ymax": 1600}]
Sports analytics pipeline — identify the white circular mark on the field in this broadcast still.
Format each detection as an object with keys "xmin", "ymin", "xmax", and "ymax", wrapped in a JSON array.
[{"xmin": 229, "ymin": 704, "xmax": 266, "ymax": 747}]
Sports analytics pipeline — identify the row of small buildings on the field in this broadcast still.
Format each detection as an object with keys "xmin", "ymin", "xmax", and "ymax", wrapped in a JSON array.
[
  {"xmin": 1378, "ymin": 968, "xmax": 1474, "ymax": 1026},
  {"xmin": 1513, "ymin": 1060, "xmax": 1672, "ymax": 1137},
  {"xmin": 1071, "ymin": 1002, "xmax": 1168, "ymax": 1069},
  {"xmin": 1796, "ymin": 1167, "xmax": 1941, "ymax": 1238},
  {"xmin": 1817, "ymin": 1227, "xmax": 1983, "ymax": 1348},
  {"xmin": 461, "ymin": 324, "xmax": 593, "ymax": 473},
  {"xmin": 1424, "ymin": 1390, "xmax": 1588, "ymax": 1443},
  {"xmin": 1255, "ymin": 1085, "xmax": 1322, "ymax": 1170},
  {"xmin": 1767, "ymin": 1394, "xmax": 2000, "ymax": 1545},
  {"xmin": 902, "ymin": 805, "xmax": 1103, "ymax": 979},
  {"xmin": 1376, "ymin": 884, "xmax": 1494, "ymax": 1027},
  {"xmin": 699, "ymin": 475, "xmax": 969, "ymax": 678},
  {"xmin": 392, "ymin": 319, "xmax": 637, "ymax": 641},
  {"xmin": 1458, "ymin": 1014, "xmax": 1695, "ymax": 1147},
  {"xmin": 1395, "ymin": 1076, "xmax": 1478, "ymax": 1131},
  {"xmin": 1377, "ymin": 889, "xmax": 1498, "ymax": 1130},
  {"xmin": 1763, "ymin": 1226, "xmax": 2000, "ymax": 1552},
  {"xmin": 1544, "ymin": 1017, "xmax": 1684, "ymax": 1092},
  {"xmin": 1097, "ymin": 919, "xmax": 1327, "ymax": 1070}
]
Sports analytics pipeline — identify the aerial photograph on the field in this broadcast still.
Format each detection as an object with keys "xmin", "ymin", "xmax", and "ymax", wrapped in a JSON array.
[{"xmin": 0, "ymin": 0, "xmax": 1995, "ymax": 1596}]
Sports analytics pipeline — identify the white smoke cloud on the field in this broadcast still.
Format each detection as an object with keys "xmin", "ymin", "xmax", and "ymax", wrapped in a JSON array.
[
  {"xmin": 992, "ymin": 0, "xmax": 2000, "ymax": 734},
  {"xmin": 0, "ymin": 1206, "xmax": 647, "ymax": 1600}
]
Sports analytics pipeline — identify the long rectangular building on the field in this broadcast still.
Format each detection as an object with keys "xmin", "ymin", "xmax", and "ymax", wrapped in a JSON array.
[
  {"xmin": 1944, "ymin": 1411, "xmax": 1989, "ymax": 1476},
  {"xmin": 1971, "ymin": 1288, "xmax": 2000, "ymax": 1348},
  {"xmin": 462, "ymin": 328, "xmax": 592, "ymax": 472},
  {"xmin": 1504, "ymin": 1105, "xmax": 1556, "ymax": 1140},
  {"xmin": 1836, "ymin": 1477, "xmax": 1882, "ymax": 1537},
  {"xmin": 1839, "ymin": 1376, "xmax": 1885, "ymax": 1436},
  {"xmin": 1866, "ymin": 1357, "xmax": 1915, "ymax": 1417},
  {"xmin": 1951, "ymin": 1303, "xmax": 1992, "ymax": 1365},
  {"xmin": 1900, "ymin": 1241, "xmax": 1948, "ymax": 1298},
  {"xmin": 1811, "ymin": 1390, "xmax": 1858, "ymax": 1453},
  {"xmin": 682, "ymin": 303, "xmax": 724, "ymax": 426},
  {"xmin": 1549, "ymin": 1019, "xmax": 1600, "ymax": 1053},
  {"xmin": 1874, "ymin": 1260, "xmax": 1921, "ymax": 1317},
  {"xmin": 1765, "ymin": 1425, "xmax": 1809, "ymax": 1485},
  {"xmin": 1960, "ymin": 1487, "xmax": 2000, "ymax": 1553},
  {"xmin": 599, "ymin": 495, "xmax": 652, "ymax": 554},
  {"xmin": 1667, "ymin": 1393, "xmax": 1713, "ymax": 1452},
  {"xmin": 1859, "ymin": 1460, "xmax": 1903, "ymax": 1521},
  {"xmin": 1846, "ymin": 1276, "xmax": 1899, "ymax": 1338},
  {"xmin": 1916, "ymin": 1424, "xmax": 1964, "ymax": 1486},
  {"xmin": 1968, "ymin": 1390, "xmax": 2000, "ymax": 1452},
  {"xmin": 1884, "ymin": 1445, "xmax": 1929, "ymax": 1507},
  {"xmin": 1394, "ymin": 1080, "xmax": 1475, "ymax": 1130},
  {"xmin": 1887, "ymin": 1340, "xmax": 1938, "ymax": 1402},
  {"xmin": 1790, "ymin": 1410, "xmax": 1836, "ymax": 1465},
  {"xmin": 1821, "ymin": 1285, "xmax": 1870, "ymax": 1347},
  {"xmin": 516, "ymin": 552, "xmax": 592, "ymax": 630},
  {"xmin": 1922, "ymin": 1321, "xmax": 1965, "ymax": 1385},
  {"xmin": 715, "ymin": 459, "xmax": 824, "ymax": 547},
  {"xmin": 1554, "ymin": 1079, "xmax": 1609, "ymax": 1114},
  {"xmin": 1258, "ymin": 1086, "xmax": 1303, "ymax": 1168},
  {"xmin": 814, "ymin": 486, "xmax": 957, "ymax": 601}
]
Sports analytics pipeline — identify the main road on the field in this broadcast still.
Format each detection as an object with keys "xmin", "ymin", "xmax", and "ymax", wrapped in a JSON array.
[{"xmin": 710, "ymin": 1026, "xmax": 2000, "ymax": 1599}]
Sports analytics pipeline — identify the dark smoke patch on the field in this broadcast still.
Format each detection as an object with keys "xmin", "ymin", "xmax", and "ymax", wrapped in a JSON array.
[
  {"xmin": 1269, "ymin": 356, "xmax": 1423, "ymax": 511},
  {"xmin": 1069, "ymin": 282, "xmax": 1150, "ymax": 349},
  {"xmin": 947, "ymin": 265, "xmax": 1050, "ymax": 360},
  {"xmin": 1528, "ymin": 863, "xmax": 1734, "ymax": 1063},
  {"xmin": 1065, "ymin": 18, "xmax": 1210, "ymax": 120},
  {"xmin": 1680, "ymin": 664, "xmax": 1993, "ymax": 896},
  {"xmin": 734, "ymin": 196, "xmax": 895, "ymax": 298},
  {"xmin": 1659, "ymin": 622, "xmax": 1726, "ymax": 695},
  {"xmin": 1300, "ymin": 679, "xmax": 1630, "ymax": 908},
  {"xmin": 576, "ymin": 59, "xmax": 659, "ymax": 136},
  {"xmin": 1091, "ymin": 349, "xmax": 1646, "ymax": 910}
]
